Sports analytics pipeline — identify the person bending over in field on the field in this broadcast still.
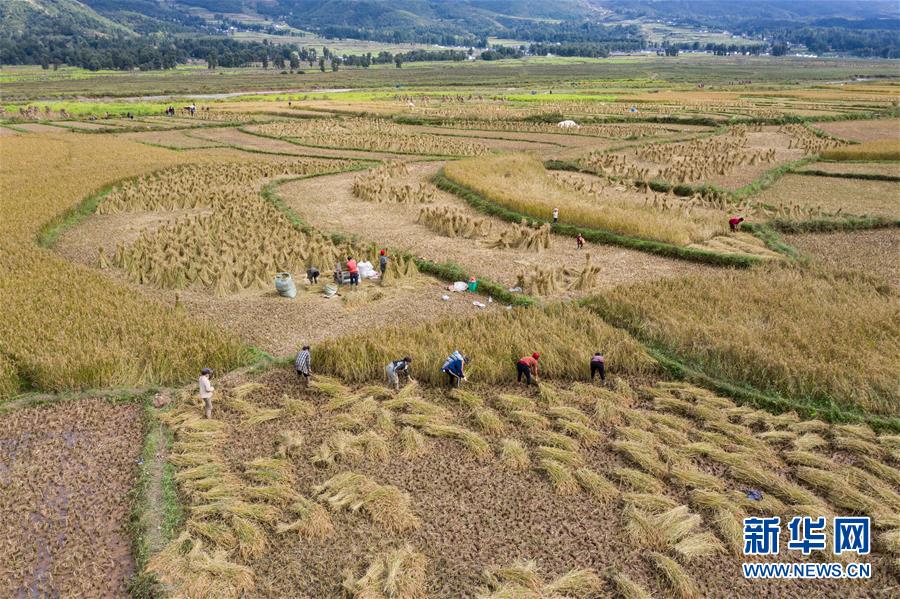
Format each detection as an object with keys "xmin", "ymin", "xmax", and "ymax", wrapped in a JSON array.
[
  {"xmin": 729, "ymin": 216, "xmax": 744, "ymax": 232},
  {"xmin": 307, "ymin": 266, "xmax": 320, "ymax": 284},
  {"xmin": 516, "ymin": 352, "xmax": 540, "ymax": 385},
  {"xmin": 295, "ymin": 345, "xmax": 312, "ymax": 386},
  {"xmin": 576, "ymin": 233, "xmax": 585, "ymax": 249},
  {"xmin": 442, "ymin": 351, "xmax": 468, "ymax": 388},
  {"xmin": 346, "ymin": 256, "xmax": 359, "ymax": 286},
  {"xmin": 386, "ymin": 356, "xmax": 413, "ymax": 391},
  {"xmin": 590, "ymin": 352, "xmax": 605, "ymax": 382},
  {"xmin": 198, "ymin": 368, "xmax": 214, "ymax": 419}
]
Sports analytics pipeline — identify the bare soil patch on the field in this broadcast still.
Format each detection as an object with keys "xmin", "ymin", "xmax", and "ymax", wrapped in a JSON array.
[
  {"xmin": 814, "ymin": 118, "xmax": 900, "ymax": 142},
  {"xmin": 0, "ymin": 398, "xmax": 143, "ymax": 598},
  {"xmin": 755, "ymin": 174, "xmax": 900, "ymax": 219},
  {"xmin": 280, "ymin": 162, "xmax": 711, "ymax": 297},
  {"xmin": 785, "ymin": 228, "xmax": 900, "ymax": 288}
]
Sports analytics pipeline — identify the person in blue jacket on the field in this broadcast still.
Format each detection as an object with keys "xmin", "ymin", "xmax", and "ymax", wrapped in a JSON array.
[{"xmin": 441, "ymin": 351, "xmax": 469, "ymax": 387}]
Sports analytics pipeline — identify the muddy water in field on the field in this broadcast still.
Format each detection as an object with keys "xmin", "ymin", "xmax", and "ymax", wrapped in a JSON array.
[{"xmin": 0, "ymin": 400, "xmax": 142, "ymax": 598}]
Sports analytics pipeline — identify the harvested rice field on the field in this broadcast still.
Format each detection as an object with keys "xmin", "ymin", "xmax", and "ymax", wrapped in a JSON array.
[
  {"xmin": 144, "ymin": 368, "xmax": 899, "ymax": 598},
  {"xmin": 280, "ymin": 161, "xmax": 713, "ymax": 296},
  {"xmin": 813, "ymin": 119, "xmax": 900, "ymax": 142},
  {"xmin": 9, "ymin": 122, "xmax": 70, "ymax": 133},
  {"xmin": 786, "ymin": 229, "xmax": 900, "ymax": 289},
  {"xmin": 3, "ymin": 58, "xmax": 899, "ymax": 599},
  {"xmin": 188, "ymin": 126, "xmax": 407, "ymax": 160},
  {"xmin": 122, "ymin": 129, "xmax": 230, "ymax": 149},
  {"xmin": 579, "ymin": 125, "xmax": 819, "ymax": 190},
  {"xmin": 0, "ymin": 398, "xmax": 143, "ymax": 598},
  {"xmin": 754, "ymin": 174, "xmax": 900, "ymax": 219}
]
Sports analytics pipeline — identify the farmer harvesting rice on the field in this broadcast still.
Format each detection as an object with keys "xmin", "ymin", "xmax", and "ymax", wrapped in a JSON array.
[
  {"xmin": 347, "ymin": 256, "xmax": 359, "ymax": 286},
  {"xmin": 307, "ymin": 266, "xmax": 320, "ymax": 284},
  {"xmin": 442, "ymin": 351, "xmax": 468, "ymax": 388},
  {"xmin": 576, "ymin": 233, "xmax": 585, "ymax": 249},
  {"xmin": 379, "ymin": 249, "xmax": 388, "ymax": 284},
  {"xmin": 385, "ymin": 356, "xmax": 413, "ymax": 391},
  {"xmin": 295, "ymin": 345, "xmax": 312, "ymax": 386},
  {"xmin": 590, "ymin": 352, "xmax": 605, "ymax": 382},
  {"xmin": 516, "ymin": 352, "xmax": 540, "ymax": 385},
  {"xmin": 198, "ymin": 368, "xmax": 214, "ymax": 419},
  {"xmin": 552, "ymin": 207, "xmax": 559, "ymax": 224},
  {"xmin": 729, "ymin": 216, "xmax": 744, "ymax": 232}
]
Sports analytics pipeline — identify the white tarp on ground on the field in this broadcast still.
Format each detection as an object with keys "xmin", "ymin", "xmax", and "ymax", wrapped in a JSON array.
[{"xmin": 557, "ymin": 120, "xmax": 579, "ymax": 129}]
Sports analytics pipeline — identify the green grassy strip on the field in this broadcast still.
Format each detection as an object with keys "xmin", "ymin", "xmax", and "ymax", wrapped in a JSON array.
[
  {"xmin": 580, "ymin": 301, "xmax": 899, "ymax": 433},
  {"xmin": 433, "ymin": 172, "xmax": 764, "ymax": 268},
  {"xmin": 261, "ymin": 176, "xmax": 535, "ymax": 308},
  {"xmin": 127, "ymin": 403, "xmax": 183, "ymax": 598},
  {"xmin": 790, "ymin": 169, "xmax": 900, "ymax": 183},
  {"xmin": 768, "ymin": 215, "xmax": 900, "ymax": 234},
  {"xmin": 731, "ymin": 156, "xmax": 818, "ymax": 201},
  {"xmin": 644, "ymin": 344, "xmax": 899, "ymax": 433},
  {"xmin": 135, "ymin": 141, "xmax": 227, "ymax": 152},
  {"xmin": 739, "ymin": 222, "xmax": 801, "ymax": 260}
]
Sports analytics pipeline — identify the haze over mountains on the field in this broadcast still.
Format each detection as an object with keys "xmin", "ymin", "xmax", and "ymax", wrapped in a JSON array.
[{"xmin": 1, "ymin": 0, "xmax": 897, "ymax": 67}]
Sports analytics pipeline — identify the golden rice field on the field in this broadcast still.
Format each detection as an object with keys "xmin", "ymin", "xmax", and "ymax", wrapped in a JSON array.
[
  {"xmin": 0, "ymin": 134, "xmax": 250, "ymax": 394},
  {"xmin": 444, "ymin": 153, "xmax": 726, "ymax": 245},
  {"xmin": 2, "ymin": 74, "xmax": 899, "ymax": 599},
  {"xmin": 821, "ymin": 139, "xmax": 900, "ymax": 161},
  {"xmin": 315, "ymin": 303, "xmax": 657, "ymax": 385},
  {"xmin": 587, "ymin": 265, "xmax": 900, "ymax": 417}
]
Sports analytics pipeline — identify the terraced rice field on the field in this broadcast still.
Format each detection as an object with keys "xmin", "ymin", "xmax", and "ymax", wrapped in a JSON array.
[
  {"xmin": 754, "ymin": 174, "xmax": 900, "ymax": 219},
  {"xmin": 143, "ymin": 369, "xmax": 900, "ymax": 598},
  {"xmin": 813, "ymin": 118, "xmax": 900, "ymax": 142},
  {"xmin": 2, "ymin": 72, "xmax": 898, "ymax": 599}
]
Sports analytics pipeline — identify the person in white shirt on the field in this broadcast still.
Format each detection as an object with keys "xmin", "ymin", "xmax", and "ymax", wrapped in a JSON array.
[{"xmin": 198, "ymin": 368, "xmax": 214, "ymax": 419}]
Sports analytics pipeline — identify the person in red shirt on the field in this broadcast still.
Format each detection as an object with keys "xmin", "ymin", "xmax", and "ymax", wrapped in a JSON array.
[
  {"xmin": 346, "ymin": 256, "xmax": 359, "ymax": 286},
  {"xmin": 516, "ymin": 352, "xmax": 540, "ymax": 385},
  {"xmin": 729, "ymin": 216, "xmax": 744, "ymax": 232}
]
